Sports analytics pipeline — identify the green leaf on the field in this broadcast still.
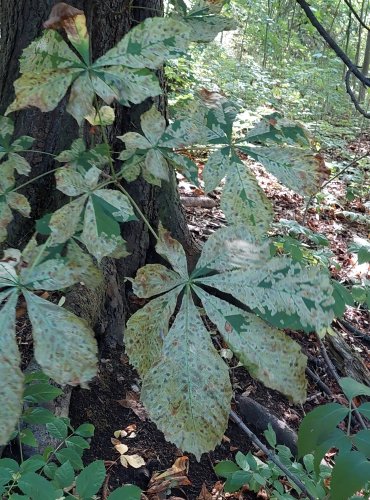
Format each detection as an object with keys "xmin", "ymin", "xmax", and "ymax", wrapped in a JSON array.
[
  {"xmin": 194, "ymin": 287, "xmax": 307, "ymax": 403},
  {"xmin": 23, "ymin": 383, "xmax": 63, "ymax": 403},
  {"xmin": 358, "ymin": 402, "xmax": 370, "ymax": 419},
  {"xmin": 55, "ymin": 448, "xmax": 83, "ymax": 471},
  {"xmin": 76, "ymin": 460, "xmax": 106, "ymax": 497},
  {"xmin": 349, "ymin": 238, "xmax": 370, "ymax": 264},
  {"xmin": 19, "ymin": 429, "xmax": 38, "ymax": 447},
  {"xmin": 239, "ymin": 144, "xmax": 329, "ymax": 197},
  {"xmin": 53, "ymin": 461, "xmax": 75, "ymax": 490},
  {"xmin": 75, "ymin": 423, "xmax": 95, "ymax": 437},
  {"xmin": 264, "ymin": 425, "xmax": 277, "ymax": 448},
  {"xmin": 131, "ymin": 263, "xmax": 186, "ymax": 298},
  {"xmin": 24, "ymin": 291, "xmax": 98, "ymax": 386},
  {"xmin": 18, "ymin": 472, "xmax": 59, "ymax": 500},
  {"xmin": 20, "ymin": 456, "xmax": 46, "ymax": 474},
  {"xmin": 141, "ymin": 290, "xmax": 232, "ymax": 459},
  {"xmin": 125, "ymin": 287, "xmax": 181, "ymax": 377},
  {"xmin": 214, "ymin": 460, "xmax": 240, "ymax": 477},
  {"xmin": 339, "ymin": 377, "xmax": 370, "ymax": 400},
  {"xmin": 46, "ymin": 419, "xmax": 68, "ymax": 440},
  {"xmin": 298, "ymin": 403, "xmax": 349, "ymax": 457},
  {"xmin": 0, "ymin": 458, "xmax": 19, "ymax": 485},
  {"xmin": 224, "ymin": 470, "xmax": 252, "ymax": 493},
  {"xmin": 43, "ymin": 462, "xmax": 58, "ymax": 480},
  {"xmin": 0, "ymin": 291, "xmax": 24, "ymax": 445},
  {"xmin": 163, "ymin": 151, "xmax": 199, "ymax": 186},
  {"xmin": 221, "ymin": 156, "xmax": 273, "ymax": 233},
  {"xmin": 93, "ymin": 17, "xmax": 190, "ymax": 69},
  {"xmin": 107, "ymin": 485, "xmax": 142, "ymax": 500},
  {"xmin": 65, "ymin": 435, "xmax": 90, "ymax": 453},
  {"xmin": 62, "ymin": 12, "xmax": 90, "ymax": 65},
  {"xmin": 331, "ymin": 451, "xmax": 370, "ymax": 500},
  {"xmin": 353, "ymin": 430, "xmax": 370, "ymax": 458},
  {"xmin": 197, "ymin": 255, "xmax": 335, "ymax": 332}
]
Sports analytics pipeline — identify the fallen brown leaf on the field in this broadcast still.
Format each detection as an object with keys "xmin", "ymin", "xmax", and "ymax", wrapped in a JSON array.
[
  {"xmin": 147, "ymin": 456, "xmax": 191, "ymax": 495},
  {"xmin": 43, "ymin": 2, "xmax": 83, "ymax": 29},
  {"xmin": 197, "ymin": 483, "xmax": 213, "ymax": 500},
  {"xmin": 117, "ymin": 391, "xmax": 149, "ymax": 421}
]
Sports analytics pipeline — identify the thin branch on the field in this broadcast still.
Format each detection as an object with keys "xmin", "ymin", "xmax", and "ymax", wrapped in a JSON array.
[
  {"xmin": 305, "ymin": 366, "xmax": 332, "ymax": 396},
  {"xmin": 295, "ymin": 0, "xmax": 370, "ymax": 88},
  {"xmin": 345, "ymin": 69, "xmax": 370, "ymax": 118},
  {"xmin": 344, "ymin": 0, "xmax": 370, "ymax": 30},
  {"xmin": 230, "ymin": 410, "xmax": 316, "ymax": 500}
]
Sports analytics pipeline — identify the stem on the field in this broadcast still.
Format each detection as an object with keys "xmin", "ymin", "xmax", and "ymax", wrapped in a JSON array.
[
  {"xmin": 230, "ymin": 410, "xmax": 316, "ymax": 500},
  {"xmin": 113, "ymin": 182, "xmax": 158, "ymax": 240},
  {"xmin": 11, "ymin": 168, "xmax": 60, "ymax": 193},
  {"xmin": 347, "ymin": 401, "xmax": 352, "ymax": 435},
  {"xmin": 94, "ymin": 96, "xmax": 117, "ymax": 181},
  {"xmin": 28, "ymin": 150, "xmax": 56, "ymax": 157},
  {"xmin": 17, "ymin": 423, "xmax": 24, "ymax": 464}
]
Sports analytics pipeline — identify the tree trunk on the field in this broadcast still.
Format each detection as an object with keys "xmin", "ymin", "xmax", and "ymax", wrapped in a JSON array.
[
  {"xmin": 358, "ymin": 29, "xmax": 370, "ymax": 103},
  {"xmin": 0, "ymin": 0, "xmax": 197, "ymax": 349}
]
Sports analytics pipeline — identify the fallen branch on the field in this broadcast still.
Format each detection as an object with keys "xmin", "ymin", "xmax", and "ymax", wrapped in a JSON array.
[
  {"xmin": 237, "ymin": 395, "xmax": 298, "ymax": 455},
  {"xmin": 230, "ymin": 410, "xmax": 316, "ymax": 500},
  {"xmin": 338, "ymin": 318, "xmax": 370, "ymax": 345},
  {"xmin": 305, "ymin": 366, "xmax": 332, "ymax": 397}
]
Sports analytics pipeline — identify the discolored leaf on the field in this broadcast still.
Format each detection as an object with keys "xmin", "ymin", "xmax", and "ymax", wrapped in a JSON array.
[
  {"xmin": 131, "ymin": 264, "xmax": 186, "ymax": 298},
  {"xmin": 24, "ymin": 291, "xmax": 98, "ymax": 386},
  {"xmin": 243, "ymin": 113, "xmax": 311, "ymax": 147},
  {"xmin": 7, "ymin": 192, "xmax": 31, "ymax": 218},
  {"xmin": 183, "ymin": 12, "xmax": 234, "ymax": 42},
  {"xmin": 0, "ymin": 291, "xmax": 24, "ymax": 445},
  {"xmin": 49, "ymin": 196, "xmax": 86, "ymax": 245},
  {"xmin": 194, "ymin": 287, "xmax": 307, "ymax": 402},
  {"xmin": 125, "ymin": 287, "xmax": 181, "ymax": 376},
  {"xmin": 85, "ymin": 105, "xmax": 115, "ymax": 126},
  {"xmin": 239, "ymin": 144, "xmax": 330, "ymax": 197},
  {"xmin": 221, "ymin": 155, "xmax": 273, "ymax": 233},
  {"xmin": 141, "ymin": 290, "xmax": 232, "ymax": 459},
  {"xmin": 156, "ymin": 223, "xmax": 188, "ymax": 278},
  {"xmin": 197, "ymin": 256, "xmax": 335, "ymax": 332},
  {"xmin": 56, "ymin": 139, "xmax": 111, "ymax": 172},
  {"xmin": 66, "ymin": 71, "xmax": 95, "ymax": 124},
  {"xmin": 203, "ymin": 147, "xmax": 230, "ymax": 192},
  {"xmin": 93, "ymin": 17, "xmax": 190, "ymax": 69},
  {"xmin": 194, "ymin": 224, "xmax": 270, "ymax": 274}
]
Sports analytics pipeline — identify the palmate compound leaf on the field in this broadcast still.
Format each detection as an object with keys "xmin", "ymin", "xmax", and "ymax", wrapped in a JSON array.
[
  {"xmin": 49, "ymin": 167, "xmax": 135, "ymax": 262},
  {"xmin": 193, "ymin": 287, "xmax": 307, "ymax": 402},
  {"xmin": 0, "ymin": 291, "xmax": 25, "ymax": 445},
  {"xmin": 141, "ymin": 289, "xmax": 232, "ymax": 459},
  {"xmin": 24, "ymin": 290, "xmax": 97, "ymax": 386},
  {"xmin": 193, "ymin": 228, "xmax": 335, "ymax": 332},
  {"xmin": 131, "ymin": 264, "xmax": 186, "ymax": 298},
  {"xmin": 125, "ymin": 286, "xmax": 183, "ymax": 377},
  {"xmin": 6, "ymin": 14, "xmax": 186, "ymax": 124},
  {"xmin": 0, "ymin": 116, "xmax": 34, "ymax": 173},
  {"xmin": 238, "ymin": 144, "xmax": 330, "ymax": 197},
  {"xmin": 178, "ymin": 9, "xmax": 234, "ymax": 43},
  {"xmin": 55, "ymin": 139, "xmax": 111, "ymax": 172},
  {"xmin": 118, "ymin": 105, "xmax": 199, "ymax": 185}
]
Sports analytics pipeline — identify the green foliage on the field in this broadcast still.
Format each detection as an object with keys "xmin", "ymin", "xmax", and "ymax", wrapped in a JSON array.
[
  {"xmin": 0, "ymin": 373, "xmax": 141, "ymax": 499},
  {"xmin": 215, "ymin": 427, "xmax": 331, "ymax": 499},
  {"xmin": 298, "ymin": 377, "xmax": 370, "ymax": 499}
]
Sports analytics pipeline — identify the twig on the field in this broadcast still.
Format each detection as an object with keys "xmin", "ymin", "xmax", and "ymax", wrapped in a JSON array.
[
  {"xmin": 317, "ymin": 335, "xmax": 367, "ymax": 430},
  {"xmin": 305, "ymin": 366, "xmax": 332, "ymax": 397},
  {"xmin": 102, "ymin": 472, "xmax": 111, "ymax": 500},
  {"xmin": 345, "ymin": 70, "xmax": 370, "ymax": 119},
  {"xmin": 338, "ymin": 319, "xmax": 370, "ymax": 345},
  {"xmin": 230, "ymin": 410, "xmax": 316, "ymax": 500},
  {"xmin": 344, "ymin": 0, "xmax": 370, "ymax": 30}
]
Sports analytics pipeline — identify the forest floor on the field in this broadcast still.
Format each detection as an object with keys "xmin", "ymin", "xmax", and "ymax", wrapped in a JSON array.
[{"xmin": 20, "ymin": 132, "xmax": 370, "ymax": 499}]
